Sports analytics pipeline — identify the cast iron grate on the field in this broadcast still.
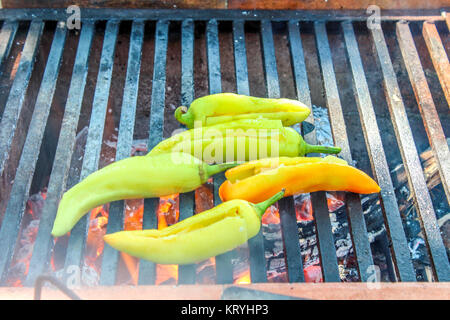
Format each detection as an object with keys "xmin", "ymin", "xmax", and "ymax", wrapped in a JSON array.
[{"xmin": 0, "ymin": 9, "xmax": 449, "ymax": 287}]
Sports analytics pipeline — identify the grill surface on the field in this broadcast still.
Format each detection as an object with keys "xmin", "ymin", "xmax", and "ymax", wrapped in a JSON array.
[{"xmin": 0, "ymin": 8, "xmax": 449, "ymax": 287}]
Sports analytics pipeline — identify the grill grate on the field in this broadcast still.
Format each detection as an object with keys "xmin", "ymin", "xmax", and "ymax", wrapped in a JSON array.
[{"xmin": 0, "ymin": 9, "xmax": 449, "ymax": 287}]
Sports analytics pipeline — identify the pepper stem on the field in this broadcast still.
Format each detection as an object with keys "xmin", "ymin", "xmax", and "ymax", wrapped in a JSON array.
[
  {"xmin": 205, "ymin": 162, "xmax": 239, "ymax": 178},
  {"xmin": 253, "ymin": 189, "xmax": 286, "ymax": 219},
  {"xmin": 174, "ymin": 106, "xmax": 194, "ymax": 128},
  {"xmin": 304, "ymin": 143, "xmax": 341, "ymax": 155}
]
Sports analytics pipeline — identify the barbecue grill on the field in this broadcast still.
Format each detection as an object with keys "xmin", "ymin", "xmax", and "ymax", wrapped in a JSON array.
[{"xmin": 0, "ymin": 2, "xmax": 449, "ymax": 300}]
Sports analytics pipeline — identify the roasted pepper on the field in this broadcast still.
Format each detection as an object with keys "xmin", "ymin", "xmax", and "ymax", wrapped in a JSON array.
[
  {"xmin": 174, "ymin": 93, "xmax": 311, "ymax": 128},
  {"xmin": 51, "ymin": 152, "xmax": 237, "ymax": 237},
  {"xmin": 219, "ymin": 156, "xmax": 381, "ymax": 203},
  {"xmin": 103, "ymin": 190, "xmax": 285, "ymax": 264},
  {"xmin": 148, "ymin": 119, "xmax": 341, "ymax": 163}
]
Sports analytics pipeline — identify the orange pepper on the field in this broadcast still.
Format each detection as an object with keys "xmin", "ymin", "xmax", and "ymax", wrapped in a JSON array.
[{"xmin": 219, "ymin": 156, "xmax": 380, "ymax": 203}]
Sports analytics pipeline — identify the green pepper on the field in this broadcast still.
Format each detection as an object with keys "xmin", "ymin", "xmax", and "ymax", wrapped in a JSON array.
[
  {"xmin": 148, "ymin": 119, "xmax": 341, "ymax": 163},
  {"xmin": 51, "ymin": 152, "xmax": 237, "ymax": 237},
  {"xmin": 174, "ymin": 93, "xmax": 311, "ymax": 128},
  {"xmin": 103, "ymin": 190, "xmax": 285, "ymax": 264}
]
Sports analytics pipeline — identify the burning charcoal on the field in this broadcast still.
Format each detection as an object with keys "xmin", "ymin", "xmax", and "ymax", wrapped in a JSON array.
[
  {"xmin": 335, "ymin": 238, "xmax": 353, "ymax": 259},
  {"xmin": 157, "ymin": 195, "xmax": 179, "ymax": 228},
  {"xmin": 195, "ymin": 183, "xmax": 214, "ymax": 213},
  {"xmin": 7, "ymin": 219, "xmax": 41, "ymax": 286},
  {"xmin": 25, "ymin": 191, "xmax": 46, "ymax": 220},
  {"xmin": 304, "ymin": 265, "xmax": 323, "ymax": 283},
  {"xmin": 262, "ymin": 205, "xmax": 280, "ymax": 225},
  {"xmin": 297, "ymin": 220, "xmax": 316, "ymax": 238},
  {"xmin": 231, "ymin": 244, "xmax": 250, "ymax": 281},
  {"xmin": 294, "ymin": 194, "xmax": 313, "ymax": 221}
]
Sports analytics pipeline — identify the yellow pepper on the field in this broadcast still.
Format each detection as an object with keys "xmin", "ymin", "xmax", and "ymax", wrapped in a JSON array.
[
  {"xmin": 219, "ymin": 156, "xmax": 381, "ymax": 203},
  {"xmin": 148, "ymin": 119, "xmax": 341, "ymax": 163},
  {"xmin": 174, "ymin": 93, "xmax": 311, "ymax": 128},
  {"xmin": 51, "ymin": 152, "xmax": 237, "ymax": 237},
  {"xmin": 103, "ymin": 190, "xmax": 285, "ymax": 264}
]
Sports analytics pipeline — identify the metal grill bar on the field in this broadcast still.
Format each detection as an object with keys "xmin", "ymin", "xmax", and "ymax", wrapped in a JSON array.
[
  {"xmin": 0, "ymin": 21, "xmax": 43, "ymax": 178},
  {"xmin": 281, "ymin": 20, "xmax": 311, "ymax": 283},
  {"xmin": 138, "ymin": 20, "xmax": 169, "ymax": 285},
  {"xmin": 59, "ymin": 20, "xmax": 118, "ymax": 282},
  {"xmin": 0, "ymin": 21, "xmax": 18, "ymax": 72},
  {"xmin": 341, "ymin": 21, "xmax": 417, "ymax": 281},
  {"xmin": 99, "ymin": 20, "xmax": 143, "ymax": 286},
  {"xmin": 177, "ymin": 19, "xmax": 197, "ymax": 285},
  {"xmin": 233, "ymin": 19, "xmax": 268, "ymax": 283},
  {"xmin": 396, "ymin": 21, "xmax": 450, "ymax": 205},
  {"xmin": 260, "ymin": 20, "xmax": 279, "ymax": 98},
  {"xmin": 311, "ymin": 22, "xmax": 342, "ymax": 283},
  {"xmin": 233, "ymin": 20, "xmax": 250, "ymax": 96},
  {"xmin": 0, "ymin": 22, "xmax": 66, "ymax": 285},
  {"xmin": 422, "ymin": 21, "xmax": 450, "ymax": 106},
  {"xmin": 261, "ymin": 20, "xmax": 307, "ymax": 283},
  {"xmin": 0, "ymin": 8, "xmax": 446, "ymax": 23},
  {"xmin": 310, "ymin": 21, "xmax": 374, "ymax": 282},
  {"xmin": 21, "ymin": 21, "xmax": 95, "ymax": 285},
  {"xmin": 207, "ymin": 19, "xmax": 235, "ymax": 285}
]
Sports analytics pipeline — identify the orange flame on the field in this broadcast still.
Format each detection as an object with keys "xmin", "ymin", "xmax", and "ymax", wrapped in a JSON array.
[{"xmin": 155, "ymin": 194, "xmax": 180, "ymax": 285}]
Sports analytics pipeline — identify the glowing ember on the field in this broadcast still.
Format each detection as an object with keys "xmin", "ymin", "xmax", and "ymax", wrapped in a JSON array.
[
  {"xmin": 303, "ymin": 265, "xmax": 323, "ymax": 283},
  {"xmin": 155, "ymin": 194, "xmax": 180, "ymax": 285},
  {"xmin": 84, "ymin": 204, "xmax": 109, "ymax": 272},
  {"xmin": 262, "ymin": 205, "xmax": 280, "ymax": 225},
  {"xmin": 157, "ymin": 194, "xmax": 179, "ymax": 230},
  {"xmin": 155, "ymin": 264, "xmax": 179, "ymax": 285},
  {"xmin": 7, "ymin": 190, "xmax": 49, "ymax": 287},
  {"xmin": 234, "ymin": 270, "xmax": 251, "ymax": 284}
]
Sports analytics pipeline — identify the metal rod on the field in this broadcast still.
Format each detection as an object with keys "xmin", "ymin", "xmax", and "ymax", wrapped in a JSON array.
[
  {"xmin": 63, "ymin": 19, "xmax": 119, "ymax": 279},
  {"xmin": 300, "ymin": 21, "xmax": 340, "ymax": 283},
  {"xmin": 260, "ymin": 20, "xmax": 280, "ymax": 99},
  {"xmin": 177, "ymin": 19, "xmax": 197, "ymax": 285},
  {"xmin": 138, "ymin": 20, "xmax": 170, "ymax": 285},
  {"xmin": 0, "ymin": 20, "xmax": 44, "ymax": 178},
  {"xmin": 0, "ymin": 20, "xmax": 18, "ymax": 73},
  {"xmin": 233, "ymin": 19, "xmax": 268, "ymax": 283},
  {"xmin": 98, "ymin": 20, "xmax": 144, "ymax": 286},
  {"xmin": 233, "ymin": 20, "xmax": 250, "ymax": 96},
  {"xmin": 0, "ymin": 8, "xmax": 445, "ymax": 22},
  {"xmin": 34, "ymin": 275, "xmax": 81, "ymax": 300},
  {"xmin": 260, "ymin": 20, "xmax": 307, "ymax": 283},
  {"xmin": 206, "ymin": 19, "xmax": 235, "ymax": 285},
  {"xmin": 340, "ymin": 21, "xmax": 416, "ymax": 281},
  {"xmin": 285, "ymin": 19, "xmax": 322, "ymax": 283},
  {"xmin": 422, "ymin": 21, "xmax": 450, "ymax": 107},
  {"xmin": 22, "ymin": 21, "xmax": 95, "ymax": 285},
  {"xmin": 0, "ymin": 22, "xmax": 66, "ymax": 285},
  {"xmin": 309, "ymin": 21, "xmax": 374, "ymax": 282}
]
